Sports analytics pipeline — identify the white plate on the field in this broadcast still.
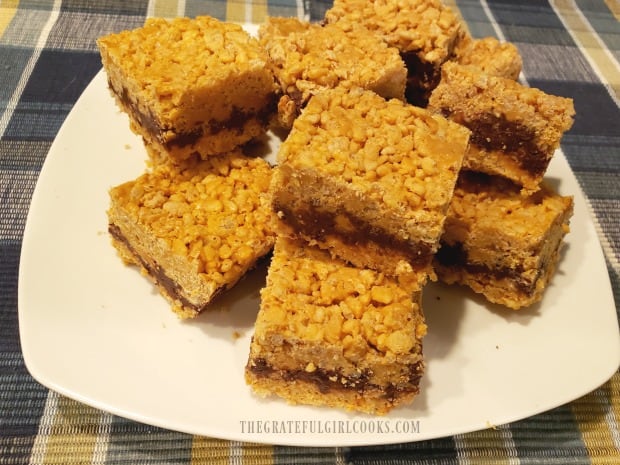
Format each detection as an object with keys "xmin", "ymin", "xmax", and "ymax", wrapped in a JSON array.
[{"xmin": 19, "ymin": 67, "xmax": 619, "ymax": 447}]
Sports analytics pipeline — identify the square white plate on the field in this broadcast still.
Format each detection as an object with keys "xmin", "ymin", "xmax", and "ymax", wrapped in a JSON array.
[{"xmin": 19, "ymin": 67, "xmax": 619, "ymax": 447}]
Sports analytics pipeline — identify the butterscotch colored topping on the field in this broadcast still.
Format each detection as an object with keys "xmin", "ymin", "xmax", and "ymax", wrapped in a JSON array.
[
  {"xmin": 324, "ymin": 0, "xmax": 462, "ymax": 64},
  {"xmin": 108, "ymin": 152, "xmax": 275, "ymax": 317},
  {"xmin": 428, "ymin": 62, "xmax": 575, "ymax": 191},
  {"xmin": 448, "ymin": 172, "xmax": 573, "ymax": 241},
  {"xmin": 259, "ymin": 18, "xmax": 406, "ymax": 126},
  {"xmin": 256, "ymin": 238, "xmax": 426, "ymax": 354},
  {"xmin": 245, "ymin": 237, "xmax": 426, "ymax": 414},
  {"xmin": 97, "ymin": 16, "xmax": 276, "ymax": 161},
  {"xmin": 453, "ymin": 36, "xmax": 522, "ymax": 80},
  {"xmin": 271, "ymin": 87, "xmax": 469, "ymax": 276},
  {"xmin": 435, "ymin": 171, "xmax": 574, "ymax": 309},
  {"xmin": 279, "ymin": 87, "xmax": 469, "ymax": 212}
]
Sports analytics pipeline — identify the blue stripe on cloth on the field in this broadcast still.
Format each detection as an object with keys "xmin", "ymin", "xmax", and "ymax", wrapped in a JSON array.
[
  {"xmin": 4, "ymin": 50, "xmax": 101, "ymax": 141},
  {"xmin": 273, "ymin": 445, "xmax": 346, "ymax": 464},
  {"xmin": 509, "ymin": 404, "xmax": 591, "ymax": 464},
  {"xmin": 185, "ymin": 0, "xmax": 228, "ymax": 20},
  {"xmin": 307, "ymin": 0, "xmax": 332, "ymax": 22},
  {"xmin": 0, "ymin": 46, "xmax": 34, "ymax": 109},
  {"xmin": 267, "ymin": 0, "xmax": 304, "ymax": 19},
  {"xmin": 59, "ymin": 0, "xmax": 149, "ymax": 17},
  {"xmin": 0, "ymin": 243, "xmax": 49, "ymax": 461},
  {"xmin": 46, "ymin": 12, "xmax": 146, "ymax": 52},
  {"xmin": 105, "ymin": 416, "xmax": 194, "ymax": 464},
  {"xmin": 346, "ymin": 436, "xmax": 459, "ymax": 465},
  {"xmin": 485, "ymin": 0, "xmax": 575, "ymax": 46},
  {"xmin": 453, "ymin": 0, "xmax": 499, "ymax": 38},
  {"xmin": 576, "ymin": 0, "xmax": 620, "ymax": 63},
  {"xmin": 0, "ymin": 140, "xmax": 50, "ymax": 172}
]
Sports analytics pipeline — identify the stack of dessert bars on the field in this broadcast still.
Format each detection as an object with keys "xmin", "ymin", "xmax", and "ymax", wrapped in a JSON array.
[{"xmin": 97, "ymin": 0, "xmax": 575, "ymax": 415}]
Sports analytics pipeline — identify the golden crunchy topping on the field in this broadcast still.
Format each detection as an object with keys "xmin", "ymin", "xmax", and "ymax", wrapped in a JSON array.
[
  {"xmin": 109, "ymin": 152, "xmax": 274, "ymax": 288},
  {"xmin": 97, "ymin": 15, "xmax": 276, "ymax": 149},
  {"xmin": 324, "ymin": 0, "xmax": 462, "ymax": 63},
  {"xmin": 278, "ymin": 87, "xmax": 470, "ymax": 212},
  {"xmin": 448, "ymin": 172, "xmax": 573, "ymax": 240},
  {"xmin": 429, "ymin": 62, "xmax": 575, "ymax": 142},
  {"xmin": 453, "ymin": 36, "xmax": 522, "ymax": 80},
  {"xmin": 256, "ymin": 237, "xmax": 427, "ymax": 358},
  {"xmin": 259, "ymin": 18, "xmax": 406, "ymax": 107},
  {"xmin": 98, "ymin": 16, "xmax": 268, "ymax": 100}
]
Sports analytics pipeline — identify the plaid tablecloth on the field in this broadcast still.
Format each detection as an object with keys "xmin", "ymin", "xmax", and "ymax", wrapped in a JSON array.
[{"xmin": 2, "ymin": 0, "xmax": 619, "ymax": 463}]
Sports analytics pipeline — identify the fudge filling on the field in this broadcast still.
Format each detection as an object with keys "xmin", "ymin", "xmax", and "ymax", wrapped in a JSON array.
[
  {"xmin": 435, "ymin": 241, "xmax": 543, "ymax": 296},
  {"xmin": 443, "ymin": 110, "xmax": 549, "ymax": 176},
  {"xmin": 111, "ymin": 81, "xmax": 276, "ymax": 149},
  {"xmin": 108, "ymin": 224, "xmax": 222, "ymax": 313},
  {"xmin": 274, "ymin": 202, "xmax": 435, "ymax": 269},
  {"xmin": 401, "ymin": 51, "xmax": 442, "ymax": 108},
  {"xmin": 248, "ymin": 357, "xmax": 423, "ymax": 402}
]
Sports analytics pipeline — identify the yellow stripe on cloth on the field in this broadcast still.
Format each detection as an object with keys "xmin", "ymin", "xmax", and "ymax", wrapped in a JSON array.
[
  {"xmin": 572, "ymin": 373, "xmax": 620, "ymax": 464},
  {"xmin": 603, "ymin": 0, "xmax": 620, "ymax": 21},
  {"xmin": 191, "ymin": 436, "xmax": 274, "ymax": 464},
  {"xmin": 27, "ymin": 393, "xmax": 110, "ymax": 465},
  {"xmin": 551, "ymin": 0, "xmax": 620, "ymax": 105},
  {"xmin": 249, "ymin": 0, "xmax": 268, "ymax": 24},
  {"xmin": 151, "ymin": 0, "xmax": 181, "ymax": 18},
  {"xmin": 454, "ymin": 424, "xmax": 517, "ymax": 465},
  {"xmin": 226, "ymin": 1, "xmax": 246, "ymax": 23},
  {"xmin": 0, "ymin": 0, "xmax": 19, "ymax": 39},
  {"xmin": 226, "ymin": 0, "xmax": 268, "ymax": 24}
]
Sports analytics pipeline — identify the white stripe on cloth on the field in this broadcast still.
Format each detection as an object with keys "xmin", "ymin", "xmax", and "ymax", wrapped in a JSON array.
[
  {"xmin": 27, "ymin": 391, "xmax": 59, "ymax": 465},
  {"xmin": 229, "ymin": 440, "xmax": 243, "ymax": 465},
  {"xmin": 550, "ymin": 0, "xmax": 620, "ymax": 107},
  {"xmin": 92, "ymin": 412, "xmax": 114, "ymax": 465},
  {"xmin": 0, "ymin": 0, "xmax": 61, "ymax": 139},
  {"xmin": 478, "ymin": 0, "xmax": 529, "ymax": 86}
]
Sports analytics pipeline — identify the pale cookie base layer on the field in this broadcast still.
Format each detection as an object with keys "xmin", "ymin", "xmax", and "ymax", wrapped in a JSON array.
[{"xmin": 245, "ymin": 369, "xmax": 420, "ymax": 416}]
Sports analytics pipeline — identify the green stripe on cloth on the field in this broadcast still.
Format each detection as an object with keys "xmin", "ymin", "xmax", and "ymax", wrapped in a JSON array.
[
  {"xmin": 572, "ymin": 372, "xmax": 620, "ymax": 465},
  {"xmin": 577, "ymin": 0, "xmax": 620, "ymax": 63},
  {"xmin": 450, "ymin": 0, "xmax": 496, "ymax": 38},
  {"xmin": 509, "ymin": 404, "xmax": 590, "ymax": 463},
  {"xmin": 551, "ymin": 0, "xmax": 620, "ymax": 105},
  {"xmin": 453, "ymin": 425, "xmax": 517, "ymax": 465},
  {"xmin": 0, "ymin": 0, "xmax": 19, "ymax": 39},
  {"xmin": 105, "ymin": 416, "xmax": 194, "ymax": 464},
  {"xmin": 273, "ymin": 445, "xmax": 347, "ymax": 464},
  {"xmin": 27, "ymin": 394, "xmax": 111, "ymax": 465},
  {"xmin": 346, "ymin": 436, "xmax": 460, "ymax": 464}
]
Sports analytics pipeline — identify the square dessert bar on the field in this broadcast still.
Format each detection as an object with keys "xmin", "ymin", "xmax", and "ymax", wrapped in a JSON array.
[
  {"xmin": 258, "ymin": 17, "xmax": 407, "ymax": 129},
  {"xmin": 245, "ymin": 236, "xmax": 427, "ymax": 415},
  {"xmin": 428, "ymin": 62, "xmax": 575, "ymax": 193},
  {"xmin": 97, "ymin": 16, "xmax": 277, "ymax": 164},
  {"xmin": 434, "ymin": 171, "xmax": 574, "ymax": 310},
  {"xmin": 453, "ymin": 35, "xmax": 522, "ymax": 80},
  {"xmin": 270, "ymin": 86, "xmax": 470, "ymax": 277},
  {"xmin": 107, "ymin": 151, "xmax": 275, "ymax": 318},
  {"xmin": 324, "ymin": 0, "xmax": 463, "ymax": 107}
]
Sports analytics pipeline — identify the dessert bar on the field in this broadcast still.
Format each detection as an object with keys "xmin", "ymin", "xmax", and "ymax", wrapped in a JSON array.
[
  {"xmin": 434, "ymin": 171, "xmax": 574, "ymax": 310},
  {"xmin": 98, "ymin": 16, "xmax": 277, "ymax": 164},
  {"xmin": 108, "ymin": 152, "xmax": 275, "ymax": 318},
  {"xmin": 428, "ymin": 62, "xmax": 575, "ymax": 193},
  {"xmin": 324, "ymin": 0, "xmax": 463, "ymax": 107},
  {"xmin": 245, "ymin": 237, "xmax": 427, "ymax": 415},
  {"xmin": 270, "ymin": 86, "xmax": 470, "ymax": 277},
  {"xmin": 453, "ymin": 35, "xmax": 522, "ymax": 80},
  {"xmin": 258, "ymin": 17, "xmax": 406, "ymax": 128}
]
